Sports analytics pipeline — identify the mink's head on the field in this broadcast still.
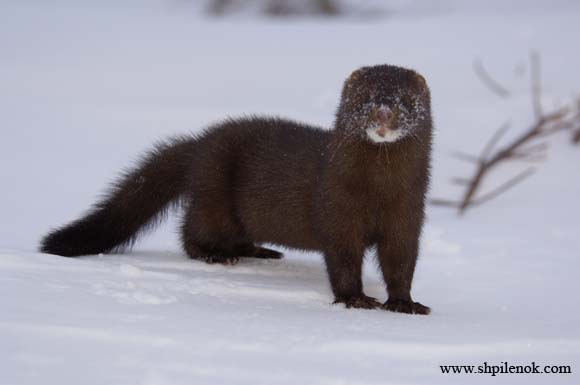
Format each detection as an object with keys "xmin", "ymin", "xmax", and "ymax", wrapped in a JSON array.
[{"xmin": 335, "ymin": 64, "xmax": 431, "ymax": 144}]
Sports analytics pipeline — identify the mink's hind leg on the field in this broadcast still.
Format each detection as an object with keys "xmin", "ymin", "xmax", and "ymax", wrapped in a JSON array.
[
  {"xmin": 183, "ymin": 241, "xmax": 283, "ymax": 265},
  {"xmin": 180, "ymin": 195, "xmax": 247, "ymax": 265},
  {"xmin": 222, "ymin": 243, "xmax": 284, "ymax": 260},
  {"xmin": 180, "ymin": 198, "xmax": 283, "ymax": 265},
  {"xmin": 186, "ymin": 244, "xmax": 241, "ymax": 265},
  {"xmin": 183, "ymin": 241, "xmax": 282, "ymax": 265}
]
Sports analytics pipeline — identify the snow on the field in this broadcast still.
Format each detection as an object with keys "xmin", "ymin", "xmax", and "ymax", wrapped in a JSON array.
[{"xmin": 1, "ymin": 1, "xmax": 579, "ymax": 384}]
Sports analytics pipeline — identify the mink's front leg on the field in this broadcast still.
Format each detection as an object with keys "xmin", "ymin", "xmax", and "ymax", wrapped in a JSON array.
[
  {"xmin": 378, "ymin": 243, "xmax": 430, "ymax": 315},
  {"xmin": 378, "ymin": 194, "xmax": 430, "ymax": 315},
  {"xmin": 318, "ymin": 180, "xmax": 382, "ymax": 310},
  {"xmin": 325, "ymin": 247, "xmax": 382, "ymax": 310}
]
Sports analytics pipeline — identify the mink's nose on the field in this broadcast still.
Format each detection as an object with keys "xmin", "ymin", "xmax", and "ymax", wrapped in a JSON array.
[
  {"xmin": 376, "ymin": 106, "xmax": 393, "ymax": 123},
  {"xmin": 375, "ymin": 106, "xmax": 399, "ymax": 137},
  {"xmin": 375, "ymin": 106, "xmax": 399, "ymax": 129}
]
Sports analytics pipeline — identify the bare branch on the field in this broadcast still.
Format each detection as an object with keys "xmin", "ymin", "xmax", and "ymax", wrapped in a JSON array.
[
  {"xmin": 450, "ymin": 151, "xmax": 480, "ymax": 164},
  {"xmin": 473, "ymin": 58, "xmax": 511, "ymax": 98},
  {"xmin": 457, "ymin": 167, "xmax": 485, "ymax": 214},
  {"xmin": 430, "ymin": 199, "xmax": 460, "ymax": 207},
  {"xmin": 516, "ymin": 141, "xmax": 549, "ymax": 155},
  {"xmin": 434, "ymin": 53, "xmax": 577, "ymax": 215},
  {"xmin": 470, "ymin": 168, "xmax": 536, "ymax": 207},
  {"xmin": 480, "ymin": 121, "xmax": 510, "ymax": 161},
  {"xmin": 538, "ymin": 122, "xmax": 574, "ymax": 137},
  {"xmin": 539, "ymin": 106, "xmax": 570, "ymax": 125},
  {"xmin": 569, "ymin": 99, "xmax": 580, "ymax": 143},
  {"xmin": 504, "ymin": 152, "xmax": 546, "ymax": 163},
  {"xmin": 451, "ymin": 177, "xmax": 471, "ymax": 186}
]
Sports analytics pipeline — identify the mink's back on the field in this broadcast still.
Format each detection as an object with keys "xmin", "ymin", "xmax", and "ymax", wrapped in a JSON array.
[{"xmin": 190, "ymin": 117, "xmax": 331, "ymax": 250}]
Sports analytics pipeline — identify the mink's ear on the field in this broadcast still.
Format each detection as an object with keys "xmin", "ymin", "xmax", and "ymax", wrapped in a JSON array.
[
  {"xmin": 346, "ymin": 67, "xmax": 365, "ymax": 86},
  {"xmin": 349, "ymin": 68, "xmax": 364, "ymax": 80},
  {"xmin": 415, "ymin": 72, "xmax": 428, "ymax": 87}
]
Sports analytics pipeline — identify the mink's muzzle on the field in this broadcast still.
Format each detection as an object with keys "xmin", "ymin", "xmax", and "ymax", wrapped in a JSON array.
[{"xmin": 375, "ymin": 106, "xmax": 393, "ymax": 124}]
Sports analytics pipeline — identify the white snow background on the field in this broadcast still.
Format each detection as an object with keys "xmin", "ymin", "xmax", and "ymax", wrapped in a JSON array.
[{"xmin": 0, "ymin": 1, "xmax": 579, "ymax": 384}]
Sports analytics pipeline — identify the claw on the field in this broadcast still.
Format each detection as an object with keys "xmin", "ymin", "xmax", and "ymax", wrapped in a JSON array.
[
  {"xmin": 334, "ymin": 295, "xmax": 383, "ymax": 310},
  {"xmin": 383, "ymin": 299, "xmax": 431, "ymax": 315},
  {"xmin": 197, "ymin": 255, "xmax": 239, "ymax": 265}
]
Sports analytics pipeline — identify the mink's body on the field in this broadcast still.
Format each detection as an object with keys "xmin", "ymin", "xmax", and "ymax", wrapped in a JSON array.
[{"xmin": 41, "ymin": 65, "xmax": 433, "ymax": 314}]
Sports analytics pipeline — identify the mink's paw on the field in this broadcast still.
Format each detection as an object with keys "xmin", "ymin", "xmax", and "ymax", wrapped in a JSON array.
[
  {"xmin": 196, "ymin": 255, "xmax": 240, "ymax": 265},
  {"xmin": 334, "ymin": 295, "xmax": 383, "ymax": 310},
  {"xmin": 383, "ymin": 299, "xmax": 431, "ymax": 315}
]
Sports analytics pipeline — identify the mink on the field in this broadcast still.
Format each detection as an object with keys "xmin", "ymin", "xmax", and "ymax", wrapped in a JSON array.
[{"xmin": 40, "ymin": 64, "xmax": 433, "ymax": 314}]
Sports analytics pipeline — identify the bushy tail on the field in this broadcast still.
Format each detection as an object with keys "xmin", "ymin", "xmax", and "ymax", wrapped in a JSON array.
[{"xmin": 40, "ymin": 136, "xmax": 196, "ymax": 257}]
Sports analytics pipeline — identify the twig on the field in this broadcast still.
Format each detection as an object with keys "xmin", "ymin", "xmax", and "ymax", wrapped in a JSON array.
[
  {"xmin": 431, "ymin": 53, "xmax": 578, "ymax": 215},
  {"xmin": 451, "ymin": 177, "xmax": 471, "ymax": 186},
  {"xmin": 430, "ymin": 199, "xmax": 459, "ymax": 208},
  {"xmin": 473, "ymin": 58, "xmax": 511, "ymax": 98},
  {"xmin": 574, "ymin": 129, "xmax": 580, "ymax": 144},
  {"xmin": 570, "ymin": 99, "xmax": 580, "ymax": 144},
  {"xmin": 470, "ymin": 168, "xmax": 536, "ymax": 207},
  {"xmin": 516, "ymin": 141, "xmax": 549, "ymax": 155},
  {"xmin": 450, "ymin": 151, "xmax": 480, "ymax": 164},
  {"xmin": 508, "ymin": 152, "xmax": 546, "ymax": 162},
  {"xmin": 480, "ymin": 121, "xmax": 510, "ymax": 161}
]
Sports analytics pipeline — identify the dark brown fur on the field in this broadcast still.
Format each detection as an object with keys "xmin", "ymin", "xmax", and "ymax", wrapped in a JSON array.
[{"xmin": 41, "ymin": 64, "xmax": 433, "ymax": 314}]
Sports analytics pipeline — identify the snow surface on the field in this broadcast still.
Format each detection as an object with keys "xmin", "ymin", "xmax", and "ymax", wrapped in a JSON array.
[{"xmin": 1, "ymin": 1, "xmax": 579, "ymax": 384}]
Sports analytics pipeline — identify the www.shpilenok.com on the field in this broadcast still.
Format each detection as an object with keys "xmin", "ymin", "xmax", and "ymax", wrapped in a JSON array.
[{"xmin": 440, "ymin": 362, "xmax": 572, "ymax": 376}]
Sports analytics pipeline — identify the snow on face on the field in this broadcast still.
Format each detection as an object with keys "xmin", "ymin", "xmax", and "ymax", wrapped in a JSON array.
[
  {"xmin": 337, "ymin": 65, "xmax": 431, "ymax": 145},
  {"xmin": 364, "ymin": 96, "xmax": 428, "ymax": 143},
  {"xmin": 366, "ymin": 125, "xmax": 404, "ymax": 143}
]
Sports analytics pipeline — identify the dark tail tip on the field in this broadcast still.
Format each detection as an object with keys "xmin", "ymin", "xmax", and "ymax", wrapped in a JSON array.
[
  {"xmin": 40, "ymin": 230, "xmax": 83, "ymax": 257},
  {"xmin": 40, "ymin": 227, "xmax": 93, "ymax": 257},
  {"xmin": 40, "ymin": 219, "xmax": 128, "ymax": 257}
]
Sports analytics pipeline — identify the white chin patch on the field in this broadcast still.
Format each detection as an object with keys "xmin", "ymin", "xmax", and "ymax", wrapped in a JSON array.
[{"xmin": 366, "ymin": 128, "xmax": 404, "ymax": 143}]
